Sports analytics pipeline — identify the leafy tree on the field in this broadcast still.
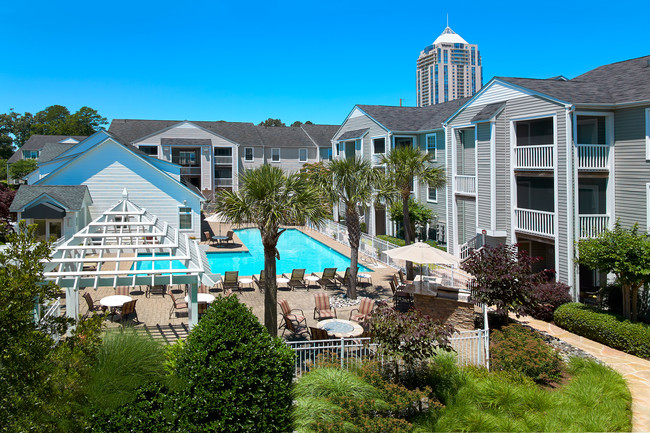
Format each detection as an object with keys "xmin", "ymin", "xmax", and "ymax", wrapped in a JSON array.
[
  {"xmin": 576, "ymin": 222, "xmax": 650, "ymax": 321},
  {"xmin": 304, "ymin": 120, "xmax": 313, "ymax": 125},
  {"xmin": 258, "ymin": 118, "xmax": 286, "ymax": 127},
  {"xmin": 0, "ymin": 158, "xmax": 7, "ymax": 180},
  {"xmin": 379, "ymin": 145, "xmax": 445, "ymax": 278},
  {"xmin": 9, "ymin": 158, "xmax": 37, "ymax": 181},
  {"xmin": 0, "ymin": 137, "xmax": 14, "ymax": 159},
  {"xmin": 461, "ymin": 243, "xmax": 545, "ymax": 318},
  {"xmin": 298, "ymin": 161, "xmax": 333, "ymax": 213},
  {"xmin": 214, "ymin": 165, "xmax": 327, "ymax": 333},
  {"xmin": 327, "ymin": 156, "xmax": 382, "ymax": 299},
  {"xmin": 0, "ymin": 183, "xmax": 16, "ymax": 233},
  {"xmin": 388, "ymin": 197, "xmax": 434, "ymax": 240},
  {"xmin": 291, "ymin": 121, "xmax": 302, "ymax": 127}
]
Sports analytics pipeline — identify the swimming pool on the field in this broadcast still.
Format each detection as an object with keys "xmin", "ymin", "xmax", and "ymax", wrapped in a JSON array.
[
  {"xmin": 132, "ymin": 253, "xmax": 186, "ymax": 273},
  {"xmin": 206, "ymin": 228, "xmax": 371, "ymax": 277}
]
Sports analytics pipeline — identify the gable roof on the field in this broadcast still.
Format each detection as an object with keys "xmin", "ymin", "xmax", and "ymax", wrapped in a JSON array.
[
  {"xmin": 300, "ymin": 124, "xmax": 339, "ymax": 147},
  {"xmin": 38, "ymin": 143, "xmax": 77, "ymax": 163},
  {"xmin": 10, "ymin": 185, "xmax": 90, "ymax": 212},
  {"xmin": 8, "ymin": 135, "xmax": 87, "ymax": 163},
  {"xmin": 471, "ymin": 102, "xmax": 505, "ymax": 122},
  {"xmin": 357, "ymin": 98, "xmax": 470, "ymax": 132},
  {"xmin": 255, "ymin": 126, "xmax": 316, "ymax": 148}
]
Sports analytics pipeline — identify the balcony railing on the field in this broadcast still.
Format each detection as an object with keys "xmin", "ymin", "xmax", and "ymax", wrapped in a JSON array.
[
  {"xmin": 214, "ymin": 178, "xmax": 233, "ymax": 187},
  {"xmin": 180, "ymin": 166, "xmax": 201, "ymax": 176},
  {"xmin": 514, "ymin": 208, "xmax": 555, "ymax": 237},
  {"xmin": 577, "ymin": 144, "xmax": 609, "ymax": 170},
  {"xmin": 454, "ymin": 175, "xmax": 476, "ymax": 196},
  {"xmin": 214, "ymin": 156, "xmax": 233, "ymax": 165},
  {"xmin": 579, "ymin": 214, "xmax": 610, "ymax": 238},
  {"xmin": 514, "ymin": 144, "xmax": 554, "ymax": 170}
]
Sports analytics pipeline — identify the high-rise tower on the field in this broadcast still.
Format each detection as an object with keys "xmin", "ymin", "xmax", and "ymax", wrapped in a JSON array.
[{"xmin": 416, "ymin": 27, "xmax": 482, "ymax": 107}]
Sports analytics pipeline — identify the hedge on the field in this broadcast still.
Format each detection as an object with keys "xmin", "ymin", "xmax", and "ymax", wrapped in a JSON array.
[{"xmin": 554, "ymin": 303, "xmax": 650, "ymax": 359}]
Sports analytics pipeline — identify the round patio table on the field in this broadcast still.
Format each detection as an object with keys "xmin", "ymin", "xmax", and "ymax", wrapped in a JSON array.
[
  {"xmin": 317, "ymin": 319, "xmax": 364, "ymax": 338},
  {"xmin": 211, "ymin": 235, "xmax": 228, "ymax": 246},
  {"xmin": 239, "ymin": 277, "xmax": 254, "ymax": 289},
  {"xmin": 100, "ymin": 295, "xmax": 132, "ymax": 308},
  {"xmin": 305, "ymin": 275, "xmax": 320, "ymax": 288},
  {"xmin": 276, "ymin": 277, "xmax": 290, "ymax": 289},
  {"xmin": 184, "ymin": 293, "xmax": 216, "ymax": 304}
]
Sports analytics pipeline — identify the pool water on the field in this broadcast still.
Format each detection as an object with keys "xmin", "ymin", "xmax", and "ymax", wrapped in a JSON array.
[
  {"xmin": 206, "ymin": 228, "xmax": 371, "ymax": 277},
  {"xmin": 132, "ymin": 253, "xmax": 186, "ymax": 273}
]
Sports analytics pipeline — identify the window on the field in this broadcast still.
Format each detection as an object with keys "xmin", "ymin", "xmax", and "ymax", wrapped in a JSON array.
[
  {"xmin": 426, "ymin": 134, "xmax": 437, "ymax": 160},
  {"xmin": 244, "ymin": 147, "xmax": 253, "ymax": 162},
  {"xmin": 179, "ymin": 151, "xmax": 196, "ymax": 165},
  {"xmin": 319, "ymin": 147, "xmax": 332, "ymax": 161},
  {"xmin": 373, "ymin": 137, "xmax": 386, "ymax": 154},
  {"xmin": 179, "ymin": 206, "xmax": 192, "ymax": 230},
  {"xmin": 22, "ymin": 150, "xmax": 39, "ymax": 159},
  {"xmin": 271, "ymin": 148, "xmax": 280, "ymax": 162},
  {"xmin": 394, "ymin": 137, "xmax": 414, "ymax": 149},
  {"xmin": 139, "ymin": 146, "xmax": 158, "ymax": 156},
  {"xmin": 299, "ymin": 148, "xmax": 308, "ymax": 162},
  {"xmin": 428, "ymin": 185, "xmax": 437, "ymax": 203},
  {"xmin": 645, "ymin": 108, "xmax": 650, "ymax": 159}
]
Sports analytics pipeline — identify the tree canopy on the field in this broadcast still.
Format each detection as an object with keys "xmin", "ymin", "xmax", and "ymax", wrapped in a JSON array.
[
  {"xmin": 9, "ymin": 158, "xmax": 37, "ymax": 180},
  {"xmin": 258, "ymin": 118, "xmax": 286, "ymax": 127},
  {"xmin": 388, "ymin": 197, "xmax": 434, "ymax": 240}
]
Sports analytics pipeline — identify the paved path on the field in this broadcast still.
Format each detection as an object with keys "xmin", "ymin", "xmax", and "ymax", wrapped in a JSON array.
[{"xmin": 516, "ymin": 315, "xmax": 650, "ymax": 432}]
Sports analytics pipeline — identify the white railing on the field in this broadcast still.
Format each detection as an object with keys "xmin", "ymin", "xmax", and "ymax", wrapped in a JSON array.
[
  {"xmin": 579, "ymin": 214, "xmax": 610, "ymax": 238},
  {"xmin": 214, "ymin": 156, "xmax": 233, "ymax": 165},
  {"xmin": 459, "ymin": 233, "xmax": 485, "ymax": 260},
  {"xmin": 514, "ymin": 144, "xmax": 554, "ymax": 170},
  {"xmin": 577, "ymin": 144, "xmax": 609, "ymax": 170},
  {"xmin": 454, "ymin": 175, "xmax": 476, "ymax": 195},
  {"xmin": 514, "ymin": 208, "xmax": 555, "ymax": 237},
  {"xmin": 214, "ymin": 178, "xmax": 233, "ymax": 187},
  {"xmin": 286, "ymin": 330, "xmax": 489, "ymax": 377},
  {"xmin": 40, "ymin": 297, "xmax": 62, "ymax": 343}
]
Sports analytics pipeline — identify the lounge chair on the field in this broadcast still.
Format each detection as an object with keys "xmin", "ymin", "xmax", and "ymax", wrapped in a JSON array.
[
  {"xmin": 253, "ymin": 270, "xmax": 267, "ymax": 292},
  {"xmin": 168, "ymin": 290, "xmax": 188, "ymax": 318},
  {"xmin": 309, "ymin": 326, "xmax": 330, "ymax": 340},
  {"xmin": 222, "ymin": 271, "xmax": 240, "ymax": 292},
  {"xmin": 349, "ymin": 297, "xmax": 375, "ymax": 323},
  {"xmin": 278, "ymin": 299, "xmax": 306, "ymax": 333},
  {"xmin": 336, "ymin": 267, "xmax": 357, "ymax": 288},
  {"xmin": 283, "ymin": 269, "xmax": 307, "ymax": 291},
  {"xmin": 313, "ymin": 293, "xmax": 337, "ymax": 320},
  {"xmin": 315, "ymin": 268, "xmax": 338, "ymax": 290},
  {"xmin": 82, "ymin": 292, "xmax": 105, "ymax": 318},
  {"xmin": 119, "ymin": 299, "xmax": 139, "ymax": 324}
]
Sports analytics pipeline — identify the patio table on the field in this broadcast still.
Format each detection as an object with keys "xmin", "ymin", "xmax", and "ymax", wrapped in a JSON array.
[
  {"xmin": 184, "ymin": 293, "xmax": 216, "ymax": 304},
  {"xmin": 276, "ymin": 277, "xmax": 290, "ymax": 289},
  {"xmin": 317, "ymin": 319, "xmax": 364, "ymax": 338},
  {"xmin": 211, "ymin": 235, "xmax": 228, "ymax": 246},
  {"xmin": 239, "ymin": 278, "xmax": 254, "ymax": 289},
  {"xmin": 305, "ymin": 275, "xmax": 320, "ymax": 288},
  {"xmin": 100, "ymin": 295, "xmax": 132, "ymax": 320}
]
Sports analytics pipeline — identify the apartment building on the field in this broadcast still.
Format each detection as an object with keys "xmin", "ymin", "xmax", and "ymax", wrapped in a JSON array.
[
  {"xmin": 108, "ymin": 120, "xmax": 338, "ymax": 198},
  {"xmin": 332, "ymin": 99, "xmax": 468, "ymax": 240},
  {"xmin": 417, "ymin": 26, "xmax": 482, "ymax": 107},
  {"xmin": 443, "ymin": 55, "xmax": 650, "ymax": 299}
]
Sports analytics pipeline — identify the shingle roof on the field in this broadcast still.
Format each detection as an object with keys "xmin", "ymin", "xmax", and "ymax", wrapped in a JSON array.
[
  {"xmin": 357, "ymin": 98, "xmax": 470, "ymax": 132},
  {"xmin": 160, "ymin": 138, "xmax": 212, "ymax": 146},
  {"xmin": 10, "ymin": 185, "xmax": 90, "ymax": 211},
  {"xmin": 300, "ymin": 124, "xmax": 339, "ymax": 147},
  {"xmin": 497, "ymin": 55, "xmax": 650, "ymax": 105},
  {"xmin": 37, "ymin": 143, "xmax": 77, "ymax": 163},
  {"xmin": 8, "ymin": 135, "xmax": 87, "ymax": 163},
  {"xmin": 255, "ymin": 126, "xmax": 317, "ymax": 148},
  {"xmin": 471, "ymin": 102, "xmax": 505, "ymax": 122},
  {"xmin": 337, "ymin": 128, "xmax": 369, "ymax": 141}
]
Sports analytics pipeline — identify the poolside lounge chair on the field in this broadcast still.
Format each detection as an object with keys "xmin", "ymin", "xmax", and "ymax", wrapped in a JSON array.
[
  {"xmin": 278, "ymin": 299, "xmax": 306, "ymax": 333},
  {"xmin": 313, "ymin": 293, "xmax": 337, "ymax": 320},
  {"xmin": 253, "ymin": 270, "xmax": 267, "ymax": 292},
  {"xmin": 314, "ymin": 268, "xmax": 338, "ymax": 290},
  {"xmin": 168, "ymin": 290, "xmax": 188, "ymax": 318},
  {"xmin": 222, "ymin": 271, "xmax": 240, "ymax": 292},
  {"xmin": 283, "ymin": 269, "xmax": 307, "ymax": 291},
  {"xmin": 119, "ymin": 299, "xmax": 139, "ymax": 324},
  {"xmin": 309, "ymin": 326, "xmax": 330, "ymax": 340},
  {"xmin": 82, "ymin": 292, "xmax": 105, "ymax": 318},
  {"xmin": 336, "ymin": 267, "xmax": 357, "ymax": 288},
  {"xmin": 349, "ymin": 297, "xmax": 375, "ymax": 323}
]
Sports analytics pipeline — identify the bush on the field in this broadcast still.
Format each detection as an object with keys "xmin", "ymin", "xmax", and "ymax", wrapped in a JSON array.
[
  {"xmin": 524, "ymin": 280, "xmax": 572, "ymax": 322},
  {"xmin": 377, "ymin": 234, "xmax": 405, "ymax": 247},
  {"xmin": 174, "ymin": 294, "xmax": 295, "ymax": 432},
  {"xmin": 424, "ymin": 351, "xmax": 466, "ymax": 404},
  {"xmin": 490, "ymin": 324, "xmax": 563, "ymax": 385},
  {"xmin": 554, "ymin": 302, "xmax": 650, "ymax": 359}
]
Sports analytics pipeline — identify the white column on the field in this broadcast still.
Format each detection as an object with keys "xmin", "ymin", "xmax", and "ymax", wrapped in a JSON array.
[
  {"xmin": 188, "ymin": 282, "xmax": 198, "ymax": 329},
  {"xmin": 65, "ymin": 286, "xmax": 79, "ymax": 323}
]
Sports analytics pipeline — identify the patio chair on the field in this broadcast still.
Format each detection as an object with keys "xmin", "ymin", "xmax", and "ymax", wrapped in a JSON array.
[
  {"xmin": 82, "ymin": 292, "xmax": 105, "ymax": 318},
  {"xmin": 283, "ymin": 269, "xmax": 307, "ymax": 291},
  {"xmin": 399, "ymin": 269, "xmax": 413, "ymax": 285},
  {"xmin": 222, "ymin": 271, "xmax": 240, "ymax": 292},
  {"xmin": 392, "ymin": 274, "xmax": 406, "ymax": 290},
  {"xmin": 284, "ymin": 316, "xmax": 309, "ymax": 338},
  {"xmin": 116, "ymin": 286, "xmax": 130, "ymax": 296},
  {"xmin": 119, "ymin": 299, "xmax": 139, "ymax": 324},
  {"xmin": 168, "ymin": 290, "xmax": 188, "ymax": 318},
  {"xmin": 349, "ymin": 297, "xmax": 375, "ymax": 323},
  {"xmin": 203, "ymin": 231, "xmax": 212, "ymax": 245},
  {"xmin": 278, "ymin": 299, "xmax": 306, "ymax": 332},
  {"xmin": 253, "ymin": 270, "xmax": 267, "ymax": 292},
  {"xmin": 309, "ymin": 326, "xmax": 330, "ymax": 340},
  {"xmin": 198, "ymin": 284, "xmax": 208, "ymax": 294},
  {"xmin": 390, "ymin": 278, "xmax": 412, "ymax": 305},
  {"xmin": 223, "ymin": 230, "xmax": 235, "ymax": 245},
  {"xmin": 315, "ymin": 268, "xmax": 338, "ymax": 290},
  {"xmin": 198, "ymin": 301, "xmax": 209, "ymax": 317},
  {"xmin": 313, "ymin": 293, "xmax": 337, "ymax": 321},
  {"xmin": 147, "ymin": 284, "xmax": 166, "ymax": 298}
]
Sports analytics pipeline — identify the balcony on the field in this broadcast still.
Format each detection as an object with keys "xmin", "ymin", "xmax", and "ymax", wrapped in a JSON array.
[
  {"xmin": 214, "ymin": 178, "xmax": 233, "ymax": 187},
  {"xmin": 579, "ymin": 214, "xmax": 610, "ymax": 238},
  {"xmin": 514, "ymin": 208, "xmax": 555, "ymax": 237},
  {"xmin": 180, "ymin": 166, "xmax": 201, "ymax": 176},
  {"xmin": 514, "ymin": 145, "xmax": 554, "ymax": 170},
  {"xmin": 577, "ymin": 145, "xmax": 609, "ymax": 171},
  {"xmin": 214, "ymin": 156, "xmax": 233, "ymax": 165},
  {"xmin": 454, "ymin": 175, "xmax": 476, "ymax": 196}
]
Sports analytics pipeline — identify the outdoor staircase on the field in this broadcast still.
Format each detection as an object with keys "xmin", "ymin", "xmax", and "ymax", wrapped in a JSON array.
[{"xmin": 459, "ymin": 233, "xmax": 486, "ymax": 261}]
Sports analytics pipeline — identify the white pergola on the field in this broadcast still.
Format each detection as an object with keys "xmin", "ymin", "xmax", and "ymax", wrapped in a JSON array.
[{"xmin": 43, "ymin": 191, "xmax": 219, "ymax": 329}]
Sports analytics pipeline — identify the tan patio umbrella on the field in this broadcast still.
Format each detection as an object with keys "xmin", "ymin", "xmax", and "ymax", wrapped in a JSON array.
[
  {"xmin": 205, "ymin": 213, "xmax": 228, "ymax": 235},
  {"xmin": 385, "ymin": 242, "xmax": 461, "ymax": 287}
]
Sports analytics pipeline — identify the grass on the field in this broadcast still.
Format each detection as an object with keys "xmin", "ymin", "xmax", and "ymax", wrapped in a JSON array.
[{"xmin": 414, "ymin": 357, "xmax": 632, "ymax": 432}]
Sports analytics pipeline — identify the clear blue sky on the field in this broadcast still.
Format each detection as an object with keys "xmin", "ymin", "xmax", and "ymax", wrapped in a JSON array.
[{"xmin": 1, "ymin": 0, "xmax": 648, "ymax": 126}]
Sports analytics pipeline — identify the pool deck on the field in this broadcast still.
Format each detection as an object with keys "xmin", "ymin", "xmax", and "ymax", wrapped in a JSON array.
[{"xmin": 75, "ymin": 224, "xmax": 400, "ymax": 341}]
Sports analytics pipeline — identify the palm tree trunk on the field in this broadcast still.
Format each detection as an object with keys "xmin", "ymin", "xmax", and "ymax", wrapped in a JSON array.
[
  {"xmin": 401, "ymin": 192, "xmax": 415, "ymax": 280},
  {"xmin": 346, "ymin": 206, "xmax": 360, "ymax": 300},
  {"xmin": 263, "ymin": 242, "xmax": 278, "ymax": 334}
]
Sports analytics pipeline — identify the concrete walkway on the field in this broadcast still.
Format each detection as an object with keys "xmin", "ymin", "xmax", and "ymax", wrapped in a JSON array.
[{"xmin": 516, "ymin": 315, "xmax": 650, "ymax": 432}]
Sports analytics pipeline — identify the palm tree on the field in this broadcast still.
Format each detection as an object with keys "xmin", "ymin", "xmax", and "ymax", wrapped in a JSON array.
[
  {"xmin": 380, "ymin": 145, "xmax": 445, "ymax": 278},
  {"xmin": 214, "ymin": 165, "xmax": 327, "ymax": 334},
  {"xmin": 328, "ymin": 157, "xmax": 381, "ymax": 299}
]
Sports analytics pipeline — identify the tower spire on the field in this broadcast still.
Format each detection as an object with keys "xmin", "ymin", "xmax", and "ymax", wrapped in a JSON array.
[{"xmin": 446, "ymin": 14, "xmax": 448, "ymax": 28}]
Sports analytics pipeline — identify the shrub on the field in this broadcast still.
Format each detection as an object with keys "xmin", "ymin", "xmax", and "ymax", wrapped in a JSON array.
[
  {"xmin": 424, "ymin": 351, "xmax": 466, "ymax": 404},
  {"xmin": 524, "ymin": 280, "xmax": 572, "ymax": 322},
  {"xmin": 377, "ymin": 234, "xmax": 405, "ymax": 247},
  {"xmin": 554, "ymin": 302, "xmax": 650, "ymax": 359},
  {"xmin": 490, "ymin": 324, "xmax": 563, "ymax": 385},
  {"xmin": 174, "ymin": 294, "xmax": 295, "ymax": 432}
]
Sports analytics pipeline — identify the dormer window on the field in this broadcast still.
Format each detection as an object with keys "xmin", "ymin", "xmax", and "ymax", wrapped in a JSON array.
[{"xmin": 23, "ymin": 150, "xmax": 39, "ymax": 159}]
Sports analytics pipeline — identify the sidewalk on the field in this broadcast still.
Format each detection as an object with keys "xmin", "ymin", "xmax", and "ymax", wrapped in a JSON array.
[{"xmin": 516, "ymin": 315, "xmax": 650, "ymax": 432}]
